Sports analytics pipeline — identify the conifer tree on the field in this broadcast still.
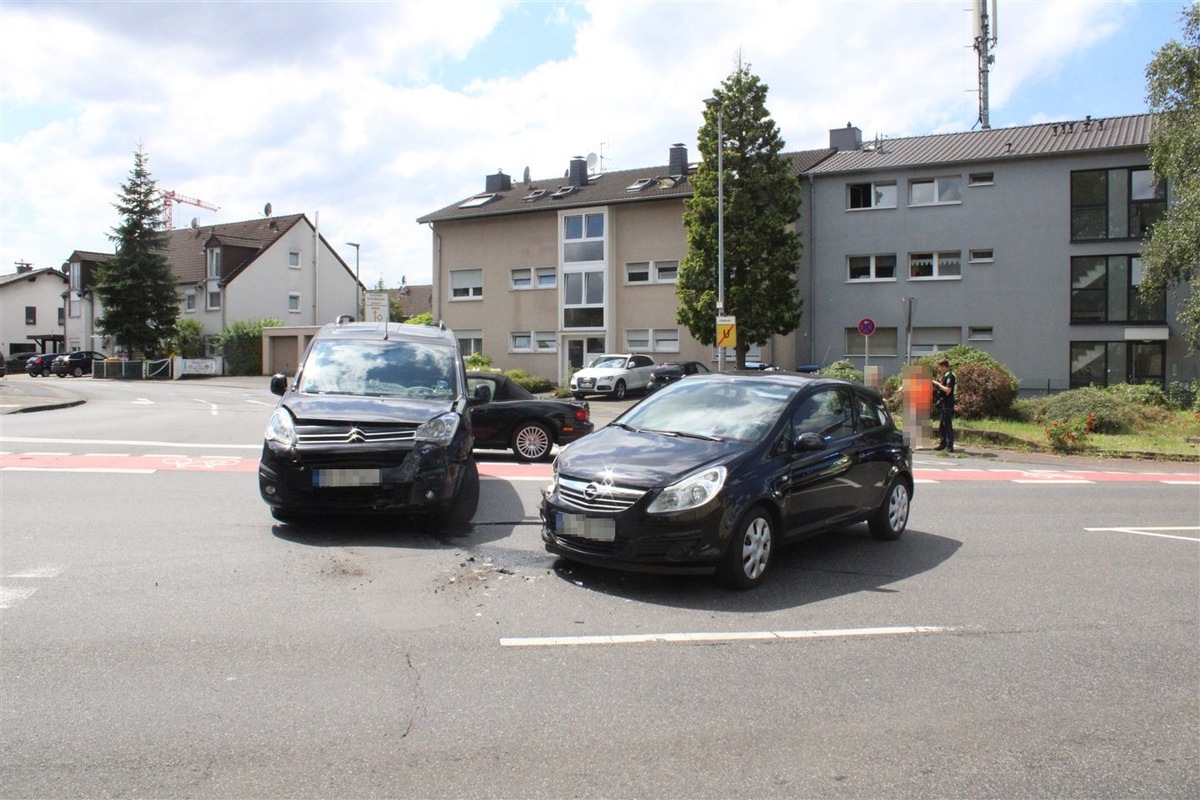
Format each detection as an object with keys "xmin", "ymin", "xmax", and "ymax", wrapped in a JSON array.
[
  {"xmin": 95, "ymin": 144, "xmax": 179, "ymax": 357},
  {"xmin": 677, "ymin": 60, "xmax": 803, "ymax": 368}
]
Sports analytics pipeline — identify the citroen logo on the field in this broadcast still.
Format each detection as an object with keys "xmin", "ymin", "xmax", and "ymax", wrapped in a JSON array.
[{"xmin": 347, "ymin": 426, "xmax": 367, "ymax": 444}]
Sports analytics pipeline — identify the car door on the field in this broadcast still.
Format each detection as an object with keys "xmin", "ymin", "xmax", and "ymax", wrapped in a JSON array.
[
  {"xmin": 775, "ymin": 387, "xmax": 864, "ymax": 537},
  {"xmin": 465, "ymin": 375, "xmax": 507, "ymax": 448},
  {"xmin": 629, "ymin": 355, "xmax": 655, "ymax": 389}
]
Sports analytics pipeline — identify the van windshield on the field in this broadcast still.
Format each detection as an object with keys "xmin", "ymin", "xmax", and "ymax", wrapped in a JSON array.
[{"xmin": 298, "ymin": 339, "xmax": 457, "ymax": 399}]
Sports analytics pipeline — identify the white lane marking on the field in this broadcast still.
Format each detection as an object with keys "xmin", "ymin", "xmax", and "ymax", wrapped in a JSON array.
[
  {"xmin": 0, "ymin": 436, "xmax": 258, "ymax": 450},
  {"xmin": 1013, "ymin": 479, "xmax": 1093, "ymax": 484},
  {"xmin": 1163, "ymin": 480, "xmax": 1200, "ymax": 486},
  {"xmin": 1, "ymin": 467, "xmax": 156, "ymax": 474},
  {"xmin": 194, "ymin": 399, "xmax": 219, "ymax": 415},
  {"xmin": 1084, "ymin": 526, "xmax": 1200, "ymax": 543},
  {"xmin": 0, "ymin": 586, "xmax": 39, "ymax": 610},
  {"xmin": 500, "ymin": 625, "xmax": 956, "ymax": 648},
  {"xmin": 5, "ymin": 566, "xmax": 62, "ymax": 579},
  {"xmin": 132, "ymin": 398, "xmax": 153, "ymax": 405},
  {"xmin": 245, "ymin": 399, "xmax": 273, "ymax": 406}
]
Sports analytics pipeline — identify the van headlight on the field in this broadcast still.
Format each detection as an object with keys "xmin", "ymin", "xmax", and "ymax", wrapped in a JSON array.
[
  {"xmin": 264, "ymin": 407, "xmax": 297, "ymax": 448},
  {"xmin": 646, "ymin": 466, "xmax": 727, "ymax": 514},
  {"xmin": 415, "ymin": 412, "xmax": 461, "ymax": 446}
]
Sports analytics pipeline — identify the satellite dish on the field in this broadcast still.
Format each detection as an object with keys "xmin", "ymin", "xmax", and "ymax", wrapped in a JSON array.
[
  {"xmin": 190, "ymin": 217, "xmax": 199, "ymax": 230},
  {"xmin": 523, "ymin": 166, "xmax": 531, "ymax": 186},
  {"xmin": 586, "ymin": 152, "xmax": 599, "ymax": 171},
  {"xmin": 263, "ymin": 202, "xmax": 272, "ymax": 217}
]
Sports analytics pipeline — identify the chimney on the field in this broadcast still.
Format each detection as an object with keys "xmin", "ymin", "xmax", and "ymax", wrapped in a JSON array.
[
  {"xmin": 668, "ymin": 143, "xmax": 688, "ymax": 177},
  {"xmin": 829, "ymin": 123, "xmax": 862, "ymax": 151},
  {"xmin": 485, "ymin": 169, "xmax": 512, "ymax": 193},
  {"xmin": 15, "ymin": 263, "xmax": 32, "ymax": 274},
  {"xmin": 568, "ymin": 157, "xmax": 589, "ymax": 188}
]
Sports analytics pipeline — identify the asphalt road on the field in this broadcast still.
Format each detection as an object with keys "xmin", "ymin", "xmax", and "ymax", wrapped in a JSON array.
[{"xmin": 1, "ymin": 374, "xmax": 1197, "ymax": 798}]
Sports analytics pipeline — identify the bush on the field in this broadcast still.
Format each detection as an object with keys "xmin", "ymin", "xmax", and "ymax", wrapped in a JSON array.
[
  {"xmin": 881, "ymin": 345, "xmax": 1020, "ymax": 420},
  {"xmin": 215, "ymin": 319, "xmax": 283, "ymax": 376},
  {"xmin": 1165, "ymin": 380, "xmax": 1200, "ymax": 412},
  {"xmin": 465, "ymin": 351, "xmax": 494, "ymax": 370},
  {"xmin": 171, "ymin": 318, "xmax": 205, "ymax": 358},
  {"xmin": 505, "ymin": 368, "xmax": 554, "ymax": 394},
  {"xmin": 818, "ymin": 360, "xmax": 864, "ymax": 383},
  {"xmin": 1045, "ymin": 414, "xmax": 1096, "ymax": 452},
  {"xmin": 1023, "ymin": 387, "xmax": 1129, "ymax": 434}
]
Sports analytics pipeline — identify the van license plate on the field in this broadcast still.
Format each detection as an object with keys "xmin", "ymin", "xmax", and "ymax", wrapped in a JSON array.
[{"xmin": 313, "ymin": 468, "xmax": 382, "ymax": 488}]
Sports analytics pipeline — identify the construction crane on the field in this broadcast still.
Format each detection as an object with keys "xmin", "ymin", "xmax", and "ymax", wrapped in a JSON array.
[{"xmin": 160, "ymin": 190, "xmax": 220, "ymax": 230}]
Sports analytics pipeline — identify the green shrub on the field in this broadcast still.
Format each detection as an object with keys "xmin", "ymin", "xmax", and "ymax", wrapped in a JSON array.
[
  {"xmin": 171, "ymin": 318, "xmax": 205, "ymax": 358},
  {"xmin": 1104, "ymin": 382, "xmax": 1169, "ymax": 408},
  {"xmin": 1165, "ymin": 380, "xmax": 1200, "ymax": 412},
  {"xmin": 955, "ymin": 362, "xmax": 1019, "ymax": 420},
  {"xmin": 215, "ymin": 319, "xmax": 283, "ymax": 376},
  {"xmin": 407, "ymin": 312, "xmax": 434, "ymax": 326},
  {"xmin": 1045, "ymin": 414, "xmax": 1096, "ymax": 452},
  {"xmin": 1025, "ymin": 387, "xmax": 1129, "ymax": 434},
  {"xmin": 465, "ymin": 351, "xmax": 494, "ymax": 370},
  {"xmin": 818, "ymin": 359, "xmax": 864, "ymax": 383},
  {"xmin": 504, "ymin": 368, "xmax": 555, "ymax": 394}
]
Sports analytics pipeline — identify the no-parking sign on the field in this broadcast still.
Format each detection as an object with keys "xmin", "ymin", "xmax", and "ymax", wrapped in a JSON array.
[{"xmin": 858, "ymin": 317, "xmax": 876, "ymax": 336}]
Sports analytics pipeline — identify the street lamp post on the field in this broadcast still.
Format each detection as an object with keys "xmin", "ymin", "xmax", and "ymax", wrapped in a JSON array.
[
  {"xmin": 345, "ymin": 242, "xmax": 360, "ymax": 319},
  {"xmin": 704, "ymin": 97, "xmax": 726, "ymax": 372}
]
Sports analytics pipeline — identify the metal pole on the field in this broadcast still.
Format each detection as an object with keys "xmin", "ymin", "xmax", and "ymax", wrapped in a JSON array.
[
  {"xmin": 346, "ymin": 242, "xmax": 361, "ymax": 319},
  {"xmin": 705, "ymin": 97, "xmax": 726, "ymax": 372}
]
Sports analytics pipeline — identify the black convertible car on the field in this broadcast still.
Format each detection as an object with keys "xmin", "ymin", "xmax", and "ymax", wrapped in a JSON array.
[{"xmin": 466, "ymin": 371, "xmax": 594, "ymax": 461}]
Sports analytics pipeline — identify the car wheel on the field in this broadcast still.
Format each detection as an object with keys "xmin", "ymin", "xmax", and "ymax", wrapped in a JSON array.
[
  {"xmin": 511, "ymin": 422, "xmax": 553, "ymax": 462},
  {"xmin": 438, "ymin": 458, "xmax": 480, "ymax": 530},
  {"xmin": 573, "ymin": 393, "xmax": 586, "ymax": 400},
  {"xmin": 611, "ymin": 380, "xmax": 627, "ymax": 400},
  {"xmin": 718, "ymin": 506, "xmax": 774, "ymax": 590},
  {"xmin": 868, "ymin": 478, "xmax": 911, "ymax": 541},
  {"xmin": 72, "ymin": 366, "xmax": 83, "ymax": 377},
  {"xmin": 41, "ymin": 369, "xmax": 50, "ymax": 377}
]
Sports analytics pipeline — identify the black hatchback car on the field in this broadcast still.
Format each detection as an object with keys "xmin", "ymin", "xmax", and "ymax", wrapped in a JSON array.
[
  {"xmin": 258, "ymin": 320, "xmax": 485, "ymax": 528},
  {"xmin": 646, "ymin": 360, "xmax": 710, "ymax": 393},
  {"xmin": 51, "ymin": 350, "xmax": 107, "ymax": 377},
  {"xmin": 541, "ymin": 372, "xmax": 913, "ymax": 589},
  {"xmin": 24, "ymin": 353, "xmax": 60, "ymax": 377}
]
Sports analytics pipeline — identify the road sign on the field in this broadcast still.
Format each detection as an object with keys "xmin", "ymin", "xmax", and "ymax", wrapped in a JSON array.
[
  {"xmin": 858, "ymin": 317, "xmax": 876, "ymax": 336},
  {"xmin": 365, "ymin": 291, "xmax": 390, "ymax": 324},
  {"xmin": 716, "ymin": 315, "xmax": 737, "ymax": 349}
]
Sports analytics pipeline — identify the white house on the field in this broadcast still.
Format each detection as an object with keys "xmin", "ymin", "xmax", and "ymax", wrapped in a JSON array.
[{"xmin": 0, "ymin": 264, "xmax": 69, "ymax": 359}]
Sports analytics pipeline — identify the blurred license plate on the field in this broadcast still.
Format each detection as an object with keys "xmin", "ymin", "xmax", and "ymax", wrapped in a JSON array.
[
  {"xmin": 557, "ymin": 512, "xmax": 615, "ymax": 542},
  {"xmin": 313, "ymin": 468, "xmax": 381, "ymax": 488}
]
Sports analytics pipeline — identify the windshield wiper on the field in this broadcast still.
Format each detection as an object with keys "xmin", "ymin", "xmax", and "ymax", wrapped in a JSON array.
[{"xmin": 641, "ymin": 428, "xmax": 722, "ymax": 442}]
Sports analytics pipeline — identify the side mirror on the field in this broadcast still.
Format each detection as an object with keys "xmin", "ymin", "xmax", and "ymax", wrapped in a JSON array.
[
  {"xmin": 468, "ymin": 383, "xmax": 492, "ymax": 406},
  {"xmin": 269, "ymin": 374, "xmax": 289, "ymax": 396},
  {"xmin": 795, "ymin": 432, "xmax": 827, "ymax": 452}
]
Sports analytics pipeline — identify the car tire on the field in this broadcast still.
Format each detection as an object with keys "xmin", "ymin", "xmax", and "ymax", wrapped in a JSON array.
[
  {"xmin": 611, "ymin": 380, "xmax": 627, "ymax": 400},
  {"xmin": 438, "ymin": 458, "xmax": 480, "ymax": 530},
  {"xmin": 573, "ymin": 393, "xmax": 586, "ymax": 400},
  {"xmin": 868, "ymin": 478, "xmax": 911, "ymax": 541},
  {"xmin": 511, "ymin": 422, "xmax": 553, "ymax": 462},
  {"xmin": 717, "ymin": 506, "xmax": 774, "ymax": 590},
  {"xmin": 72, "ymin": 366, "xmax": 83, "ymax": 377}
]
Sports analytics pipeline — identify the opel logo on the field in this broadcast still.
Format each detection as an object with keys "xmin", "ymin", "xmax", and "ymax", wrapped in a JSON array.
[
  {"xmin": 584, "ymin": 482, "xmax": 601, "ymax": 500},
  {"xmin": 347, "ymin": 426, "xmax": 367, "ymax": 444}
]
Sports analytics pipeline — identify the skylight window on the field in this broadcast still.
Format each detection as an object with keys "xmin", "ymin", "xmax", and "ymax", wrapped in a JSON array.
[
  {"xmin": 550, "ymin": 186, "xmax": 576, "ymax": 199},
  {"xmin": 626, "ymin": 178, "xmax": 654, "ymax": 193},
  {"xmin": 524, "ymin": 189, "xmax": 548, "ymax": 202},
  {"xmin": 459, "ymin": 193, "xmax": 498, "ymax": 209}
]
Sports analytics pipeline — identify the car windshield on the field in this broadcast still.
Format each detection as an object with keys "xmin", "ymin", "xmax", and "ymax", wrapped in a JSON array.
[
  {"xmin": 618, "ymin": 380, "xmax": 799, "ymax": 443},
  {"xmin": 298, "ymin": 339, "xmax": 457, "ymax": 399},
  {"xmin": 588, "ymin": 355, "xmax": 628, "ymax": 369}
]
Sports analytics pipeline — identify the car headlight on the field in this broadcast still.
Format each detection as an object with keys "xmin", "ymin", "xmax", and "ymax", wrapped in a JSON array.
[
  {"xmin": 646, "ymin": 466, "xmax": 727, "ymax": 514},
  {"xmin": 415, "ymin": 411, "xmax": 461, "ymax": 446},
  {"xmin": 264, "ymin": 407, "xmax": 297, "ymax": 448}
]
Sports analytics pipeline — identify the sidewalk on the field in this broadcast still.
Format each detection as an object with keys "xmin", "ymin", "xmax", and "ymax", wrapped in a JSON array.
[{"xmin": 0, "ymin": 376, "xmax": 86, "ymax": 414}]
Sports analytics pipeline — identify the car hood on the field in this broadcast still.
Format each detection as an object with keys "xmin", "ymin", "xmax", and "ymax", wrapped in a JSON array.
[
  {"xmin": 555, "ymin": 424, "xmax": 743, "ymax": 487},
  {"xmin": 572, "ymin": 366, "xmax": 624, "ymax": 380},
  {"xmin": 283, "ymin": 392, "xmax": 458, "ymax": 425}
]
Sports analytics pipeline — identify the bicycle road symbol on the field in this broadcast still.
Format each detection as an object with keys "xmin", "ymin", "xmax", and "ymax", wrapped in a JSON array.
[{"xmin": 160, "ymin": 456, "xmax": 243, "ymax": 470}]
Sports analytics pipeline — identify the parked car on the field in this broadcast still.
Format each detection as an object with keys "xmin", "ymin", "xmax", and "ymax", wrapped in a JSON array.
[
  {"xmin": 646, "ymin": 360, "xmax": 710, "ymax": 393},
  {"xmin": 258, "ymin": 320, "xmax": 485, "ymax": 528},
  {"xmin": 541, "ymin": 372, "xmax": 913, "ymax": 589},
  {"xmin": 0, "ymin": 359, "xmax": 6, "ymax": 378},
  {"xmin": 24, "ymin": 353, "xmax": 61, "ymax": 377},
  {"xmin": 569, "ymin": 353, "xmax": 656, "ymax": 400},
  {"xmin": 51, "ymin": 350, "xmax": 107, "ymax": 378},
  {"xmin": 466, "ymin": 371, "xmax": 594, "ymax": 462}
]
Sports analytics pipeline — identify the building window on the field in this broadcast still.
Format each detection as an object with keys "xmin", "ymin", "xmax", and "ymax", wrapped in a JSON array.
[
  {"xmin": 968, "ymin": 172, "xmax": 994, "ymax": 186},
  {"xmin": 563, "ymin": 269, "xmax": 604, "ymax": 328},
  {"xmin": 535, "ymin": 331, "xmax": 557, "ymax": 352},
  {"xmin": 1071, "ymin": 167, "xmax": 1166, "ymax": 241},
  {"xmin": 1071, "ymin": 341, "xmax": 1165, "ymax": 389},
  {"xmin": 563, "ymin": 212, "xmax": 605, "ymax": 263},
  {"xmin": 910, "ymin": 326, "xmax": 962, "ymax": 355},
  {"xmin": 207, "ymin": 286, "xmax": 221, "ymax": 311},
  {"xmin": 653, "ymin": 329, "xmax": 680, "ymax": 352},
  {"xmin": 625, "ymin": 262, "xmax": 650, "ymax": 284},
  {"xmin": 207, "ymin": 249, "xmax": 221, "ymax": 279},
  {"xmin": 450, "ymin": 268, "xmax": 483, "ymax": 300},
  {"xmin": 57, "ymin": 307, "xmax": 64, "ymax": 325},
  {"xmin": 654, "ymin": 261, "xmax": 679, "ymax": 282},
  {"xmin": 1071, "ymin": 255, "xmax": 1165, "ymax": 323},
  {"xmin": 908, "ymin": 176, "xmax": 961, "ymax": 206},
  {"xmin": 844, "ymin": 326, "xmax": 898, "ymax": 356},
  {"xmin": 969, "ymin": 249, "xmax": 994, "ymax": 263},
  {"xmin": 536, "ymin": 267, "xmax": 557, "ymax": 287},
  {"xmin": 456, "ymin": 330, "xmax": 483, "ymax": 355},
  {"xmin": 848, "ymin": 254, "xmax": 897, "ymax": 281},
  {"xmin": 25, "ymin": 306, "xmax": 35, "ymax": 325},
  {"xmin": 909, "ymin": 251, "xmax": 962, "ymax": 279},
  {"xmin": 288, "ymin": 292, "xmax": 301, "ymax": 313},
  {"xmin": 288, "ymin": 250, "xmax": 301, "ymax": 269},
  {"xmin": 510, "ymin": 332, "xmax": 532, "ymax": 352},
  {"xmin": 968, "ymin": 326, "xmax": 994, "ymax": 341},
  {"xmin": 511, "ymin": 268, "xmax": 532, "ymax": 289},
  {"xmin": 69, "ymin": 296, "xmax": 80, "ymax": 318},
  {"xmin": 847, "ymin": 181, "xmax": 897, "ymax": 210},
  {"xmin": 184, "ymin": 291, "xmax": 196, "ymax": 312},
  {"xmin": 625, "ymin": 329, "xmax": 650, "ymax": 349},
  {"xmin": 69, "ymin": 261, "xmax": 82, "ymax": 292}
]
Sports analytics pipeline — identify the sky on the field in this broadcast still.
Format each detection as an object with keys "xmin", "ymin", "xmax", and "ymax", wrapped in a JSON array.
[{"xmin": 0, "ymin": 0, "xmax": 1194, "ymax": 291}]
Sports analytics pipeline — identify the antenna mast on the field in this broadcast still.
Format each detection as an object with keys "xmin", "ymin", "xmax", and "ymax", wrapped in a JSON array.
[{"xmin": 973, "ymin": 0, "xmax": 998, "ymax": 130}]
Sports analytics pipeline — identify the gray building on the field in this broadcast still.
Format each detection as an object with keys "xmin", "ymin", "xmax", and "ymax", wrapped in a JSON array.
[{"xmin": 801, "ymin": 114, "xmax": 1195, "ymax": 392}]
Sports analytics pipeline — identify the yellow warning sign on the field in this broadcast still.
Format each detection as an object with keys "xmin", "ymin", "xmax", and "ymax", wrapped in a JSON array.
[{"xmin": 716, "ymin": 315, "xmax": 737, "ymax": 349}]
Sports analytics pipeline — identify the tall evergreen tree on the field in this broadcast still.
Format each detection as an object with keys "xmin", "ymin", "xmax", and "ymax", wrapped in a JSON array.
[
  {"xmin": 95, "ymin": 144, "xmax": 179, "ymax": 357},
  {"xmin": 1140, "ymin": 4, "xmax": 1200, "ymax": 349},
  {"xmin": 676, "ymin": 60, "xmax": 803, "ymax": 368}
]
